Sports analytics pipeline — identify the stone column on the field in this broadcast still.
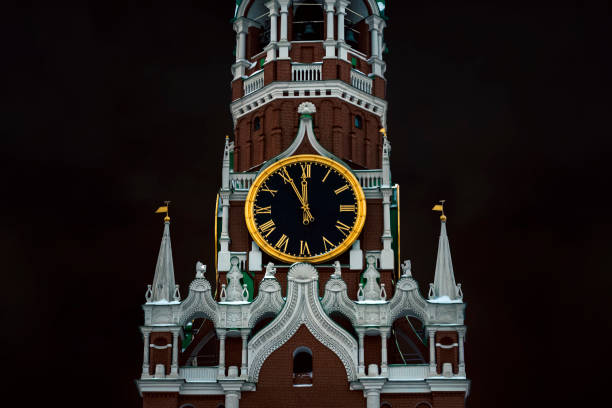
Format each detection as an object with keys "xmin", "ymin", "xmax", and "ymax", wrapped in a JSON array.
[
  {"xmin": 225, "ymin": 390, "xmax": 241, "ymax": 408},
  {"xmin": 357, "ymin": 328, "xmax": 365, "ymax": 375},
  {"xmin": 232, "ymin": 17, "xmax": 252, "ymax": 80},
  {"xmin": 458, "ymin": 327, "xmax": 466, "ymax": 376},
  {"xmin": 365, "ymin": 389, "xmax": 381, "ymax": 408},
  {"xmin": 141, "ymin": 329, "xmax": 151, "ymax": 377},
  {"xmin": 335, "ymin": 0, "xmax": 350, "ymax": 60},
  {"xmin": 265, "ymin": 1, "xmax": 279, "ymax": 62},
  {"xmin": 428, "ymin": 328, "xmax": 437, "ymax": 375},
  {"xmin": 218, "ymin": 330, "xmax": 227, "ymax": 377},
  {"xmin": 379, "ymin": 188, "xmax": 394, "ymax": 270},
  {"xmin": 171, "ymin": 331, "xmax": 179, "ymax": 376},
  {"xmin": 218, "ymin": 190, "xmax": 231, "ymax": 271},
  {"xmin": 278, "ymin": 0, "xmax": 291, "ymax": 59},
  {"xmin": 323, "ymin": 0, "xmax": 336, "ymax": 58},
  {"xmin": 365, "ymin": 15, "xmax": 385, "ymax": 77},
  {"xmin": 380, "ymin": 329, "xmax": 389, "ymax": 376},
  {"xmin": 240, "ymin": 329, "xmax": 249, "ymax": 378}
]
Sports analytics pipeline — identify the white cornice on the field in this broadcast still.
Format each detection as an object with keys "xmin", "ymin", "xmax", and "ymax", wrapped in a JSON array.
[{"xmin": 230, "ymin": 80, "xmax": 387, "ymax": 128}]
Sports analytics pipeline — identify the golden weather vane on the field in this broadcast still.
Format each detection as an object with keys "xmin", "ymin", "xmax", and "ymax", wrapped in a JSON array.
[
  {"xmin": 432, "ymin": 200, "xmax": 447, "ymax": 221},
  {"xmin": 155, "ymin": 201, "xmax": 171, "ymax": 222}
]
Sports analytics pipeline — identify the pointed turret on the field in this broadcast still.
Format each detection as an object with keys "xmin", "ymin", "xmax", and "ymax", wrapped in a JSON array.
[
  {"xmin": 429, "ymin": 204, "xmax": 462, "ymax": 302},
  {"xmin": 150, "ymin": 216, "xmax": 177, "ymax": 303}
]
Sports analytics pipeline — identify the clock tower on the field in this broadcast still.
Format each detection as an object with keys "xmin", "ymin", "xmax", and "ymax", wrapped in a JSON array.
[{"xmin": 136, "ymin": 2, "xmax": 470, "ymax": 407}]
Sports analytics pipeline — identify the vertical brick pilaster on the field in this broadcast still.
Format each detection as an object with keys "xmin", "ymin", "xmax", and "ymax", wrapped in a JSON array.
[{"xmin": 231, "ymin": 78, "xmax": 244, "ymax": 101}]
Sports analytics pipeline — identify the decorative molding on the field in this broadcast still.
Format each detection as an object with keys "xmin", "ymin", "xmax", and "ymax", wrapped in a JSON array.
[
  {"xmin": 150, "ymin": 343, "xmax": 172, "ymax": 349},
  {"xmin": 435, "ymin": 343, "xmax": 459, "ymax": 349},
  {"xmin": 248, "ymin": 263, "xmax": 358, "ymax": 382}
]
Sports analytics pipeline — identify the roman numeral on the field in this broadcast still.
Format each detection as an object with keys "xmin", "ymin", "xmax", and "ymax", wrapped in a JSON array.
[
  {"xmin": 322, "ymin": 169, "xmax": 331, "ymax": 183},
  {"xmin": 322, "ymin": 236, "xmax": 335, "ymax": 252},
  {"xmin": 300, "ymin": 240, "xmax": 311, "ymax": 256},
  {"xmin": 260, "ymin": 182, "xmax": 277, "ymax": 197},
  {"xmin": 340, "ymin": 204, "xmax": 356, "ymax": 212},
  {"xmin": 278, "ymin": 167, "xmax": 293, "ymax": 184},
  {"xmin": 254, "ymin": 205, "xmax": 271, "ymax": 214},
  {"xmin": 300, "ymin": 163, "xmax": 311, "ymax": 178},
  {"xmin": 274, "ymin": 234, "xmax": 289, "ymax": 252},
  {"xmin": 336, "ymin": 220, "xmax": 351, "ymax": 237},
  {"xmin": 259, "ymin": 219, "xmax": 276, "ymax": 238},
  {"xmin": 334, "ymin": 184, "xmax": 349, "ymax": 195}
]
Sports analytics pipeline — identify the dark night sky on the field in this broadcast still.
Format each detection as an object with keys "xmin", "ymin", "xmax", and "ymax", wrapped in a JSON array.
[{"xmin": 3, "ymin": 1, "xmax": 611, "ymax": 407}]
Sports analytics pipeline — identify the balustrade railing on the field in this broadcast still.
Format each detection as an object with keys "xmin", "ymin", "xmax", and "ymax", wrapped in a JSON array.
[
  {"xmin": 179, "ymin": 366, "xmax": 218, "ymax": 382},
  {"xmin": 230, "ymin": 170, "xmax": 381, "ymax": 190},
  {"xmin": 243, "ymin": 70, "xmax": 264, "ymax": 95},
  {"xmin": 292, "ymin": 63, "xmax": 322, "ymax": 81},
  {"xmin": 355, "ymin": 170, "xmax": 383, "ymax": 188},
  {"xmin": 230, "ymin": 172, "xmax": 256, "ymax": 190},
  {"xmin": 350, "ymin": 69, "xmax": 373, "ymax": 94},
  {"xmin": 387, "ymin": 365, "xmax": 430, "ymax": 380}
]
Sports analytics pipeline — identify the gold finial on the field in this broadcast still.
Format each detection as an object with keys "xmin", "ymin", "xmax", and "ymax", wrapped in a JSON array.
[
  {"xmin": 155, "ymin": 201, "xmax": 171, "ymax": 222},
  {"xmin": 432, "ymin": 200, "xmax": 446, "ymax": 221},
  {"xmin": 225, "ymin": 134, "xmax": 229, "ymax": 140},
  {"xmin": 379, "ymin": 127, "xmax": 387, "ymax": 138}
]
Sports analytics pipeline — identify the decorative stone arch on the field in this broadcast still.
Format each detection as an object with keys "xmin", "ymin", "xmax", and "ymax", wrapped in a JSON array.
[
  {"xmin": 389, "ymin": 277, "xmax": 429, "ymax": 324},
  {"xmin": 179, "ymin": 404, "xmax": 195, "ymax": 408},
  {"xmin": 177, "ymin": 277, "xmax": 218, "ymax": 327},
  {"xmin": 415, "ymin": 402, "xmax": 433, "ymax": 408},
  {"xmin": 248, "ymin": 263, "xmax": 359, "ymax": 382}
]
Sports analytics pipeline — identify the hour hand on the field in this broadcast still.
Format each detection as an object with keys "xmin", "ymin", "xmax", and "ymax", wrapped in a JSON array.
[{"xmin": 301, "ymin": 179, "xmax": 315, "ymax": 224}]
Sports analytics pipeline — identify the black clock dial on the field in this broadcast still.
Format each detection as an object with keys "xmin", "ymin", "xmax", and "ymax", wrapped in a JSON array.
[{"xmin": 248, "ymin": 157, "xmax": 364, "ymax": 262}]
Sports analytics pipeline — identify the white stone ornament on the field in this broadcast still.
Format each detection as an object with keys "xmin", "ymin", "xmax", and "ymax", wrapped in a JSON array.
[
  {"xmin": 297, "ymin": 101, "xmax": 316, "ymax": 115},
  {"xmin": 173, "ymin": 285, "xmax": 181, "ymax": 302},
  {"xmin": 362, "ymin": 255, "xmax": 382, "ymax": 301},
  {"xmin": 401, "ymin": 259, "xmax": 412, "ymax": 277},
  {"xmin": 145, "ymin": 284, "xmax": 152, "ymax": 302},
  {"xmin": 332, "ymin": 261, "xmax": 342, "ymax": 278},
  {"xmin": 226, "ymin": 256, "xmax": 244, "ymax": 302},
  {"xmin": 264, "ymin": 262, "xmax": 277, "ymax": 279},
  {"xmin": 196, "ymin": 261, "xmax": 206, "ymax": 278}
]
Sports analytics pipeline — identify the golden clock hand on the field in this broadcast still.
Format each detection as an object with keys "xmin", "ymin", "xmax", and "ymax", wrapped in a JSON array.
[
  {"xmin": 301, "ymin": 178, "xmax": 315, "ymax": 225},
  {"xmin": 281, "ymin": 169, "xmax": 306, "ymax": 206}
]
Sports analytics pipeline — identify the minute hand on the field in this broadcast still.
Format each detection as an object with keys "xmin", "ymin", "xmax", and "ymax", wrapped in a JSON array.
[{"xmin": 280, "ymin": 169, "xmax": 306, "ymax": 205}]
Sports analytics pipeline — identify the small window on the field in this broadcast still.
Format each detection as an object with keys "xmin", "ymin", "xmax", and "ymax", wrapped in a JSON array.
[
  {"xmin": 259, "ymin": 58, "xmax": 265, "ymax": 68},
  {"xmin": 293, "ymin": 347, "xmax": 313, "ymax": 386},
  {"xmin": 354, "ymin": 115, "xmax": 362, "ymax": 129},
  {"xmin": 351, "ymin": 57, "xmax": 358, "ymax": 68},
  {"xmin": 253, "ymin": 117, "xmax": 261, "ymax": 131}
]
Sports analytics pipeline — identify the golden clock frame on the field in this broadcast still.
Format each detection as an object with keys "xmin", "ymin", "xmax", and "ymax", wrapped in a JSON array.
[{"xmin": 244, "ymin": 154, "xmax": 366, "ymax": 264}]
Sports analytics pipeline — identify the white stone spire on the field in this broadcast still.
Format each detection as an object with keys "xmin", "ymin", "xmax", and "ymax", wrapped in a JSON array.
[
  {"xmin": 429, "ymin": 214, "xmax": 462, "ymax": 302},
  {"xmin": 150, "ymin": 218, "xmax": 176, "ymax": 302}
]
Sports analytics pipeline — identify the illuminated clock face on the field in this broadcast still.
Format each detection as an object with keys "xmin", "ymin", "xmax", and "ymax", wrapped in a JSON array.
[{"xmin": 245, "ymin": 154, "xmax": 366, "ymax": 264}]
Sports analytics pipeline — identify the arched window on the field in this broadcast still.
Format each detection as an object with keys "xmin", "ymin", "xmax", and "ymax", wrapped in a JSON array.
[
  {"xmin": 380, "ymin": 403, "xmax": 392, "ymax": 408},
  {"xmin": 253, "ymin": 116, "xmax": 261, "ymax": 131},
  {"xmin": 292, "ymin": 346, "xmax": 313, "ymax": 386},
  {"xmin": 293, "ymin": 0, "xmax": 324, "ymax": 41},
  {"xmin": 354, "ymin": 115, "xmax": 363, "ymax": 129}
]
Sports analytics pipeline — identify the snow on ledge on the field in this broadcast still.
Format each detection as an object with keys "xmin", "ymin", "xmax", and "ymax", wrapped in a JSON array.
[{"xmin": 427, "ymin": 296, "xmax": 463, "ymax": 304}]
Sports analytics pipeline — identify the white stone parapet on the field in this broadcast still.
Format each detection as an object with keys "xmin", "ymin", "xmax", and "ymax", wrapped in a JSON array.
[
  {"xmin": 229, "ymin": 169, "xmax": 382, "ymax": 192},
  {"xmin": 387, "ymin": 364, "xmax": 430, "ymax": 381},
  {"xmin": 351, "ymin": 69, "xmax": 373, "ymax": 94},
  {"xmin": 243, "ymin": 70, "xmax": 264, "ymax": 96},
  {"xmin": 291, "ymin": 62, "xmax": 322, "ymax": 81}
]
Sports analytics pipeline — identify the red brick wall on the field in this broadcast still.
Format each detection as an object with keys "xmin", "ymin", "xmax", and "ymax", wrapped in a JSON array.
[
  {"xmin": 233, "ymin": 98, "xmax": 383, "ymax": 171},
  {"xmin": 149, "ymin": 332, "xmax": 172, "ymax": 375},
  {"xmin": 240, "ymin": 325, "xmax": 365, "ymax": 408},
  {"xmin": 142, "ymin": 392, "xmax": 179, "ymax": 408},
  {"xmin": 379, "ymin": 394, "xmax": 434, "ymax": 408},
  {"xmin": 177, "ymin": 395, "xmax": 225, "ymax": 408},
  {"xmin": 229, "ymin": 201, "xmax": 249, "ymax": 252},
  {"xmin": 432, "ymin": 391, "xmax": 466, "ymax": 408},
  {"xmin": 436, "ymin": 331, "xmax": 459, "ymax": 375}
]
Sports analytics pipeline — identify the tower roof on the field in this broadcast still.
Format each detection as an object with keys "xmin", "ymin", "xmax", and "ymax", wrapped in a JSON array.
[
  {"xmin": 150, "ymin": 219, "xmax": 177, "ymax": 303},
  {"xmin": 430, "ymin": 217, "xmax": 462, "ymax": 303}
]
